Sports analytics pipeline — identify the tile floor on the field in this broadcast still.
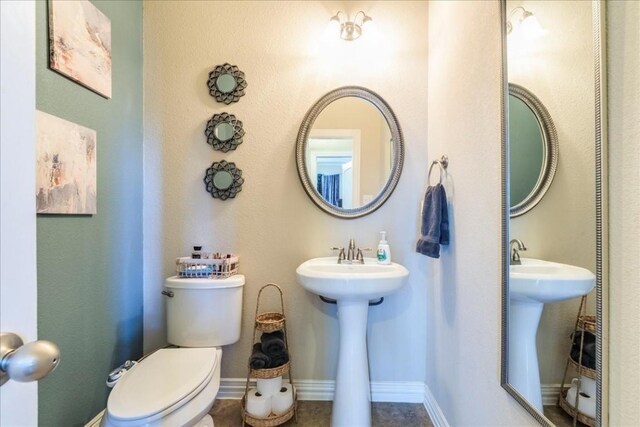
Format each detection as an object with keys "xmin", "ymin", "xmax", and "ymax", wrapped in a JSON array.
[
  {"xmin": 210, "ymin": 400, "xmax": 434, "ymax": 427},
  {"xmin": 543, "ymin": 405, "xmax": 589, "ymax": 427}
]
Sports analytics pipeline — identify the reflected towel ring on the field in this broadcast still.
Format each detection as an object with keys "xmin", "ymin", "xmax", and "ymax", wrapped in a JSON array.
[{"xmin": 428, "ymin": 155, "xmax": 449, "ymax": 186}]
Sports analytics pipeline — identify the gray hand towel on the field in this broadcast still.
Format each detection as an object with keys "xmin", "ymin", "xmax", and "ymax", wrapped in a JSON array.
[{"xmin": 416, "ymin": 183, "xmax": 449, "ymax": 258}]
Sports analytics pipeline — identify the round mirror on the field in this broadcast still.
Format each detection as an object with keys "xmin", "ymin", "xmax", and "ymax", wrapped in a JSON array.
[
  {"xmin": 213, "ymin": 170, "xmax": 234, "ymax": 190},
  {"xmin": 214, "ymin": 122, "xmax": 234, "ymax": 142},
  {"xmin": 216, "ymin": 74, "xmax": 237, "ymax": 93},
  {"xmin": 509, "ymin": 83, "xmax": 558, "ymax": 217},
  {"xmin": 296, "ymin": 87, "xmax": 404, "ymax": 218}
]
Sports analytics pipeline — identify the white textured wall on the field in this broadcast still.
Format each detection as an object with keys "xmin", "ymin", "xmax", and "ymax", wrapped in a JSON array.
[
  {"xmin": 425, "ymin": 1, "xmax": 533, "ymax": 425},
  {"xmin": 143, "ymin": 1, "xmax": 429, "ymax": 383},
  {"xmin": 507, "ymin": 0, "xmax": 596, "ymax": 386},
  {"xmin": 607, "ymin": 0, "xmax": 640, "ymax": 424}
]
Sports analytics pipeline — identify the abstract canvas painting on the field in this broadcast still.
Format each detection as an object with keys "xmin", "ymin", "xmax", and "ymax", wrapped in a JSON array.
[
  {"xmin": 36, "ymin": 111, "xmax": 97, "ymax": 214},
  {"xmin": 49, "ymin": 0, "xmax": 112, "ymax": 98}
]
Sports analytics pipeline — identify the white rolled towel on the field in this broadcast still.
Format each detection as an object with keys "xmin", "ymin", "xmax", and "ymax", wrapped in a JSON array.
[
  {"xmin": 257, "ymin": 376, "xmax": 282, "ymax": 397},
  {"xmin": 246, "ymin": 388, "xmax": 272, "ymax": 418},
  {"xmin": 272, "ymin": 383, "xmax": 295, "ymax": 416}
]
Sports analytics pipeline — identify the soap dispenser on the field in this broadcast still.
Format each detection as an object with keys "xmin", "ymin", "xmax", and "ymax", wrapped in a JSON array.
[{"xmin": 377, "ymin": 231, "xmax": 391, "ymax": 265}]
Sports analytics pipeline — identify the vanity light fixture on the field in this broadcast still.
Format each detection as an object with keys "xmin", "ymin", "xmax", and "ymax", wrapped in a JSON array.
[
  {"xmin": 328, "ymin": 11, "xmax": 373, "ymax": 41},
  {"xmin": 506, "ymin": 6, "xmax": 547, "ymax": 38}
]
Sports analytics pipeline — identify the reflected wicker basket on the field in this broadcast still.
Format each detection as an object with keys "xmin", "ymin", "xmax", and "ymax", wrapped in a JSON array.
[{"xmin": 559, "ymin": 388, "xmax": 596, "ymax": 427}]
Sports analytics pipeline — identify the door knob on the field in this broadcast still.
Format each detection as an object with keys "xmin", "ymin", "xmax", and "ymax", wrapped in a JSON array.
[{"xmin": 0, "ymin": 332, "xmax": 60, "ymax": 386}]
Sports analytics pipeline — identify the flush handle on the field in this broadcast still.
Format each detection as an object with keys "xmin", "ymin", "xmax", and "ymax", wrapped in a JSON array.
[
  {"xmin": 161, "ymin": 289, "xmax": 174, "ymax": 298},
  {"xmin": 0, "ymin": 332, "xmax": 60, "ymax": 386}
]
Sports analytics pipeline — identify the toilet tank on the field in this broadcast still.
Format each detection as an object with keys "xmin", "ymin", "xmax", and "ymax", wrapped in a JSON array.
[{"xmin": 164, "ymin": 275, "xmax": 245, "ymax": 347}]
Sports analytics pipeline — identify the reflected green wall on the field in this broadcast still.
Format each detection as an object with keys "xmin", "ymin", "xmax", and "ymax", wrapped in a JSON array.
[
  {"xmin": 36, "ymin": 1, "xmax": 143, "ymax": 425},
  {"xmin": 509, "ymin": 95, "xmax": 544, "ymax": 206}
]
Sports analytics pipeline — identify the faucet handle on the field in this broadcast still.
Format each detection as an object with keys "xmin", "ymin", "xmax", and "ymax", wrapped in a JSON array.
[
  {"xmin": 330, "ymin": 247, "xmax": 346, "ymax": 261},
  {"xmin": 356, "ymin": 248, "xmax": 372, "ymax": 262}
]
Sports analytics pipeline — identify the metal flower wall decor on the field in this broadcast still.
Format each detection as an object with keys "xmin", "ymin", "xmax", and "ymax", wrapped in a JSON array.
[
  {"xmin": 205, "ymin": 112, "xmax": 244, "ymax": 152},
  {"xmin": 207, "ymin": 63, "xmax": 247, "ymax": 104},
  {"xmin": 204, "ymin": 160, "xmax": 244, "ymax": 200}
]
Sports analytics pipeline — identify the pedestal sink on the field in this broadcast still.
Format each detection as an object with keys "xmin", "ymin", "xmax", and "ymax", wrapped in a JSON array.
[
  {"xmin": 296, "ymin": 257, "xmax": 409, "ymax": 427},
  {"xmin": 509, "ymin": 258, "xmax": 595, "ymax": 412}
]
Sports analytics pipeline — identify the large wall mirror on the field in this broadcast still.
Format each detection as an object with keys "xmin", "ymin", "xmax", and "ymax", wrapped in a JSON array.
[
  {"xmin": 501, "ymin": 1, "xmax": 607, "ymax": 427},
  {"xmin": 296, "ymin": 86, "xmax": 404, "ymax": 218}
]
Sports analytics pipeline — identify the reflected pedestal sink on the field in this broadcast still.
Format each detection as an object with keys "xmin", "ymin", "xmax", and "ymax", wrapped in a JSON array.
[
  {"xmin": 509, "ymin": 258, "xmax": 595, "ymax": 412},
  {"xmin": 296, "ymin": 257, "xmax": 409, "ymax": 427}
]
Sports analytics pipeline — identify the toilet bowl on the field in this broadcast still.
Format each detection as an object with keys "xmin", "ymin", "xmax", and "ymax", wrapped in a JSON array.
[
  {"xmin": 101, "ymin": 348, "xmax": 222, "ymax": 427},
  {"xmin": 101, "ymin": 275, "xmax": 245, "ymax": 427}
]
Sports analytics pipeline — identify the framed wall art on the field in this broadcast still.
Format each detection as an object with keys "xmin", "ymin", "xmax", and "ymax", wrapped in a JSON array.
[
  {"xmin": 49, "ymin": 0, "xmax": 112, "ymax": 98},
  {"xmin": 36, "ymin": 111, "xmax": 97, "ymax": 214}
]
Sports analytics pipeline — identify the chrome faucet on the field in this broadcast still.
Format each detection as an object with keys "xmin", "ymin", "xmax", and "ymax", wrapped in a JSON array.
[
  {"xmin": 509, "ymin": 239, "xmax": 527, "ymax": 265},
  {"xmin": 347, "ymin": 239, "xmax": 356, "ymax": 262},
  {"xmin": 331, "ymin": 239, "xmax": 371, "ymax": 264}
]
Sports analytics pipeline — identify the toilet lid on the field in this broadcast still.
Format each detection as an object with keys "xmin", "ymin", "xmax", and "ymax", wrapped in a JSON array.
[{"xmin": 107, "ymin": 348, "xmax": 219, "ymax": 422}]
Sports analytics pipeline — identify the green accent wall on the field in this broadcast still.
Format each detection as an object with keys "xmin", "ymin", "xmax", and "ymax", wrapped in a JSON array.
[{"xmin": 36, "ymin": 1, "xmax": 143, "ymax": 425}]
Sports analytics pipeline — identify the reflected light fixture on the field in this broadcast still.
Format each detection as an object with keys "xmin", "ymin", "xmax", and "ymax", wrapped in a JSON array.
[
  {"xmin": 506, "ymin": 6, "xmax": 547, "ymax": 38},
  {"xmin": 328, "ymin": 11, "xmax": 373, "ymax": 41}
]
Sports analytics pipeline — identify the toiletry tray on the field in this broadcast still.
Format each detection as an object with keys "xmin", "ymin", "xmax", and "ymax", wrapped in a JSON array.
[{"xmin": 175, "ymin": 255, "xmax": 239, "ymax": 279}]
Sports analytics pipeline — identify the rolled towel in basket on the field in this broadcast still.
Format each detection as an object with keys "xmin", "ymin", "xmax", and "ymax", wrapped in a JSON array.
[
  {"xmin": 261, "ymin": 331, "xmax": 286, "ymax": 358},
  {"xmin": 268, "ymin": 349, "xmax": 289, "ymax": 369},
  {"xmin": 249, "ymin": 343, "xmax": 271, "ymax": 370}
]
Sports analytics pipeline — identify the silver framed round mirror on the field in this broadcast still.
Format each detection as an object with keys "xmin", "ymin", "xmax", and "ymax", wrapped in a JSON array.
[
  {"xmin": 296, "ymin": 86, "xmax": 404, "ymax": 219},
  {"xmin": 509, "ymin": 83, "xmax": 558, "ymax": 217}
]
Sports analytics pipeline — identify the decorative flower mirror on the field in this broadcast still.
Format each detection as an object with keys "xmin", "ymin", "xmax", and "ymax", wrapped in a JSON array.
[
  {"xmin": 207, "ymin": 63, "xmax": 247, "ymax": 104},
  {"xmin": 204, "ymin": 160, "xmax": 244, "ymax": 200},
  {"xmin": 205, "ymin": 112, "xmax": 244, "ymax": 152}
]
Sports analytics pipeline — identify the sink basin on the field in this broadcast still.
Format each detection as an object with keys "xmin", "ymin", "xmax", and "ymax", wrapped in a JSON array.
[
  {"xmin": 508, "ymin": 258, "xmax": 595, "ymax": 413},
  {"xmin": 296, "ymin": 256, "xmax": 409, "ymax": 427},
  {"xmin": 296, "ymin": 257, "xmax": 409, "ymax": 301},
  {"xmin": 510, "ymin": 258, "xmax": 596, "ymax": 303}
]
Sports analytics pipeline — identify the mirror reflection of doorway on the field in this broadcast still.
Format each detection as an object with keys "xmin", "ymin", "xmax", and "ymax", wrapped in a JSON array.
[{"xmin": 307, "ymin": 129, "xmax": 361, "ymax": 208}]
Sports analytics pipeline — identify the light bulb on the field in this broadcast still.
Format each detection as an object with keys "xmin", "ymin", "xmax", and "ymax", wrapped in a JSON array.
[{"xmin": 520, "ymin": 14, "xmax": 548, "ymax": 40}]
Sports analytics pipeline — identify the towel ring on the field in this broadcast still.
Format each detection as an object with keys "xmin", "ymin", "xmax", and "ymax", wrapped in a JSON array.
[{"xmin": 428, "ymin": 155, "xmax": 449, "ymax": 185}]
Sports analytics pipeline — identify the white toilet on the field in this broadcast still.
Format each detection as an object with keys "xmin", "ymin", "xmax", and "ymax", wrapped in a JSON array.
[{"xmin": 101, "ymin": 275, "xmax": 245, "ymax": 427}]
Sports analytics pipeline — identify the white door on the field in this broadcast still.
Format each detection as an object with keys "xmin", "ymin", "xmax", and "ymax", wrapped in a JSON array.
[{"xmin": 0, "ymin": 1, "xmax": 38, "ymax": 425}]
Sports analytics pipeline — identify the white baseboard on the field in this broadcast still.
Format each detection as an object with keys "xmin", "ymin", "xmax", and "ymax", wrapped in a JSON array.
[
  {"xmin": 218, "ymin": 378, "xmax": 425, "ymax": 403},
  {"xmin": 542, "ymin": 384, "xmax": 562, "ymax": 406},
  {"xmin": 423, "ymin": 384, "xmax": 449, "ymax": 427}
]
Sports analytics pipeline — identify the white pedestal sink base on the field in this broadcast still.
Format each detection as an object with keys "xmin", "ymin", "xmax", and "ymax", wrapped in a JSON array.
[
  {"xmin": 333, "ymin": 299, "xmax": 371, "ymax": 427},
  {"xmin": 509, "ymin": 299, "xmax": 544, "ymax": 412}
]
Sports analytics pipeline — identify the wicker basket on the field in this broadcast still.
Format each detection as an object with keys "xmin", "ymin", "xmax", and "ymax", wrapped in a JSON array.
[
  {"xmin": 241, "ymin": 396, "xmax": 296, "ymax": 427},
  {"xmin": 251, "ymin": 361, "xmax": 290, "ymax": 379},
  {"xmin": 568, "ymin": 357, "xmax": 596, "ymax": 380},
  {"xmin": 577, "ymin": 315, "xmax": 596, "ymax": 334},
  {"xmin": 242, "ymin": 283, "xmax": 297, "ymax": 426},
  {"xmin": 256, "ymin": 312, "xmax": 286, "ymax": 332},
  {"xmin": 559, "ymin": 388, "xmax": 596, "ymax": 427},
  {"xmin": 175, "ymin": 255, "xmax": 239, "ymax": 279}
]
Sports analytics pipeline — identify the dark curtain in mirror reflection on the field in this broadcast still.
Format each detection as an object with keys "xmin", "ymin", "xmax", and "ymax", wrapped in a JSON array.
[{"xmin": 317, "ymin": 174, "xmax": 341, "ymax": 207}]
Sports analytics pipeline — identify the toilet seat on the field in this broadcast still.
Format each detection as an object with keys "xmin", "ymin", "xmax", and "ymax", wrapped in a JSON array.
[{"xmin": 105, "ymin": 348, "xmax": 220, "ymax": 426}]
